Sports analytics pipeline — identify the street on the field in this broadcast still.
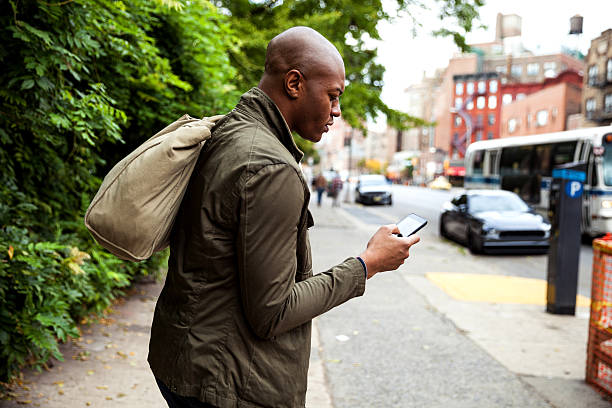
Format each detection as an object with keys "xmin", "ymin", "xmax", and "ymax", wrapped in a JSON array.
[
  {"xmin": 309, "ymin": 184, "xmax": 607, "ymax": 407},
  {"xmin": 343, "ymin": 184, "xmax": 594, "ymax": 298}
]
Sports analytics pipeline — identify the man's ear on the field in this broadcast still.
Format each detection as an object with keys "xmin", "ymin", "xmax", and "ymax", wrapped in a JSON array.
[{"xmin": 284, "ymin": 69, "xmax": 304, "ymax": 99}]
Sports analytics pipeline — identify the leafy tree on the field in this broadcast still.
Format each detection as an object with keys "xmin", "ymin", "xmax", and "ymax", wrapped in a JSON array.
[
  {"xmin": 214, "ymin": 0, "xmax": 484, "ymax": 136},
  {"xmin": 0, "ymin": 0, "xmax": 238, "ymax": 383}
]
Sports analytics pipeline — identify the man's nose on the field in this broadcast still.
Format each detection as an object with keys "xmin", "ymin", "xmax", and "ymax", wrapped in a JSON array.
[{"xmin": 331, "ymin": 102, "xmax": 341, "ymax": 117}]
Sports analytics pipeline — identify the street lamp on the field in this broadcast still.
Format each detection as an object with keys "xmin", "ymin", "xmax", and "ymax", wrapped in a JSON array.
[{"xmin": 344, "ymin": 128, "xmax": 354, "ymax": 203}]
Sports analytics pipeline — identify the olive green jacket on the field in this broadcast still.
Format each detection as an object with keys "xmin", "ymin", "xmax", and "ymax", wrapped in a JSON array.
[{"xmin": 148, "ymin": 88, "xmax": 366, "ymax": 408}]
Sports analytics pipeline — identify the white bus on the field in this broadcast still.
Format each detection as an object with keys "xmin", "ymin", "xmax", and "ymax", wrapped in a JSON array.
[{"xmin": 464, "ymin": 126, "xmax": 612, "ymax": 236}]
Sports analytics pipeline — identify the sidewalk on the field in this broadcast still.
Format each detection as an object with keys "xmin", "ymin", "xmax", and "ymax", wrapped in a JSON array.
[{"xmin": 0, "ymin": 277, "xmax": 333, "ymax": 408}]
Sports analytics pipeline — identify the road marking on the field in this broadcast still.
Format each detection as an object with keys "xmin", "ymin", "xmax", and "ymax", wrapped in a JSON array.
[{"xmin": 426, "ymin": 272, "xmax": 591, "ymax": 307}]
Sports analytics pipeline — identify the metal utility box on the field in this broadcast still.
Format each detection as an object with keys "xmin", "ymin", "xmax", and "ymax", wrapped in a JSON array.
[{"xmin": 546, "ymin": 162, "xmax": 586, "ymax": 315}]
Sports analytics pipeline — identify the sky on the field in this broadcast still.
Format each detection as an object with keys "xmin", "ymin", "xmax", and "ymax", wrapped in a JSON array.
[{"xmin": 375, "ymin": 0, "xmax": 612, "ymax": 113}]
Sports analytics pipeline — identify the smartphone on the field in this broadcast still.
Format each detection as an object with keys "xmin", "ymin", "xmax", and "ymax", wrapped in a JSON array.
[{"xmin": 396, "ymin": 213, "xmax": 428, "ymax": 237}]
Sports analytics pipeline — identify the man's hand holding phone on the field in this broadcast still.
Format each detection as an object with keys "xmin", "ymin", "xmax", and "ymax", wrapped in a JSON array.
[{"xmin": 358, "ymin": 224, "xmax": 421, "ymax": 279}]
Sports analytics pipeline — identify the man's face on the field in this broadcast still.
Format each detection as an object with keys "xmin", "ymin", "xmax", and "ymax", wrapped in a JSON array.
[{"xmin": 294, "ymin": 62, "xmax": 345, "ymax": 143}]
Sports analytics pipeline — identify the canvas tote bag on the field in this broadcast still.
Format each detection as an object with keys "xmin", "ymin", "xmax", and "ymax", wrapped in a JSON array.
[{"xmin": 84, "ymin": 114, "xmax": 224, "ymax": 261}]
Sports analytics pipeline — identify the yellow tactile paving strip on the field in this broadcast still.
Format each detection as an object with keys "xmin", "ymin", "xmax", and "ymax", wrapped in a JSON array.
[{"xmin": 426, "ymin": 272, "xmax": 591, "ymax": 307}]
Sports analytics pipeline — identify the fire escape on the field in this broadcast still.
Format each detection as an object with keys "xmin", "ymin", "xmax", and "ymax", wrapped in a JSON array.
[
  {"xmin": 586, "ymin": 72, "xmax": 612, "ymax": 123},
  {"xmin": 450, "ymin": 87, "xmax": 487, "ymax": 157}
]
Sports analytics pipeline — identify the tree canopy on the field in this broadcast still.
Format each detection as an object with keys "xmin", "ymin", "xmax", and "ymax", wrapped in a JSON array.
[{"xmin": 213, "ymin": 0, "xmax": 483, "ymax": 153}]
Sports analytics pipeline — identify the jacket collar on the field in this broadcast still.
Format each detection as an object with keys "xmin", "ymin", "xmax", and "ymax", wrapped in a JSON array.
[{"xmin": 235, "ymin": 87, "xmax": 304, "ymax": 163}]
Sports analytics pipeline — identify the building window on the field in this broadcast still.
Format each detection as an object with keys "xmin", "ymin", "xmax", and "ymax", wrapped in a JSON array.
[
  {"xmin": 527, "ymin": 63, "xmax": 540, "ymax": 76},
  {"xmin": 588, "ymin": 65, "xmax": 599, "ymax": 86},
  {"xmin": 466, "ymin": 82, "xmax": 474, "ymax": 95},
  {"xmin": 508, "ymin": 118, "xmax": 517, "ymax": 134},
  {"xmin": 476, "ymin": 114, "xmax": 483, "ymax": 125},
  {"xmin": 502, "ymin": 94, "xmax": 513, "ymax": 105},
  {"xmin": 607, "ymin": 59, "xmax": 612, "ymax": 82},
  {"xmin": 551, "ymin": 107, "xmax": 558, "ymax": 120},
  {"xmin": 487, "ymin": 131, "xmax": 493, "ymax": 140},
  {"xmin": 511, "ymin": 64, "xmax": 523, "ymax": 77},
  {"xmin": 496, "ymin": 65, "xmax": 507, "ymax": 74},
  {"xmin": 455, "ymin": 97, "xmax": 462, "ymax": 109},
  {"xmin": 455, "ymin": 82, "xmax": 464, "ymax": 96},
  {"xmin": 544, "ymin": 62, "xmax": 557, "ymax": 78},
  {"xmin": 516, "ymin": 93, "xmax": 526, "ymax": 101},
  {"xmin": 476, "ymin": 130, "xmax": 483, "ymax": 141},
  {"xmin": 605, "ymin": 94, "xmax": 612, "ymax": 113},
  {"xmin": 526, "ymin": 113, "xmax": 532, "ymax": 128},
  {"xmin": 536, "ymin": 110, "xmax": 548, "ymax": 126},
  {"xmin": 586, "ymin": 98, "xmax": 596, "ymax": 113},
  {"xmin": 488, "ymin": 113, "xmax": 495, "ymax": 125},
  {"xmin": 454, "ymin": 115, "xmax": 462, "ymax": 127},
  {"xmin": 488, "ymin": 95, "xmax": 497, "ymax": 109},
  {"xmin": 476, "ymin": 96, "xmax": 485, "ymax": 109},
  {"xmin": 477, "ymin": 81, "xmax": 486, "ymax": 94},
  {"xmin": 466, "ymin": 99, "xmax": 474, "ymax": 110},
  {"xmin": 489, "ymin": 80, "xmax": 498, "ymax": 93}
]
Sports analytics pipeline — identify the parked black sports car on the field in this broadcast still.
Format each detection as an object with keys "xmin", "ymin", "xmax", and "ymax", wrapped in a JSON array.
[
  {"xmin": 439, "ymin": 190, "xmax": 550, "ymax": 254},
  {"xmin": 355, "ymin": 174, "xmax": 392, "ymax": 205}
]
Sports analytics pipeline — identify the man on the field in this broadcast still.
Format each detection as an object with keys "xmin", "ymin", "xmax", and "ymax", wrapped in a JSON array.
[{"xmin": 148, "ymin": 26, "xmax": 420, "ymax": 408}]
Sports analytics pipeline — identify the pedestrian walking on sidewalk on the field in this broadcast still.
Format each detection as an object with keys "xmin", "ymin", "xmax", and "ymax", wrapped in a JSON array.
[
  {"xmin": 148, "ymin": 26, "xmax": 420, "ymax": 408},
  {"xmin": 314, "ymin": 172, "xmax": 327, "ymax": 207},
  {"xmin": 331, "ymin": 173, "xmax": 343, "ymax": 207}
]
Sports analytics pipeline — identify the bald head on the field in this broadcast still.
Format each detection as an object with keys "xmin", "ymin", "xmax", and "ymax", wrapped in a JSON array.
[
  {"xmin": 258, "ymin": 27, "xmax": 345, "ymax": 143},
  {"xmin": 263, "ymin": 26, "xmax": 343, "ymax": 80}
]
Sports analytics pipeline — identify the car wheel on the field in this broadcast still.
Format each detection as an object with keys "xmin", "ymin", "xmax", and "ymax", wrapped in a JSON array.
[{"xmin": 468, "ymin": 230, "xmax": 482, "ymax": 254}]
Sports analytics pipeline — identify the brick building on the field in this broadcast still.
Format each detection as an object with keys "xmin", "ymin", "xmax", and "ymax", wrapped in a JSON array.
[
  {"xmin": 500, "ymin": 70, "xmax": 583, "ymax": 137},
  {"xmin": 450, "ymin": 72, "xmax": 501, "ymax": 158},
  {"xmin": 432, "ymin": 54, "xmax": 478, "ymax": 160},
  {"xmin": 483, "ymin": 53, "xmax": 584, "ymax": 85},
  {"xmin": 583, "ymin": 29, "xmax": 612, "ymax": 126}
]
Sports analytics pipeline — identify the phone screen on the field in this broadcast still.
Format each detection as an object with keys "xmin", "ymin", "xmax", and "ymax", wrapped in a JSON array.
[{"xmin": 397, "ymin": 214, "xmax": 427, "ymax": 237}]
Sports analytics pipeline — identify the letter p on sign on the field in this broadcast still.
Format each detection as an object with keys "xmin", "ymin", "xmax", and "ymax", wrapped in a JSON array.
[{"xmin": 566, "ymin": 180, "xmax": 583, "ymax": 198}]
